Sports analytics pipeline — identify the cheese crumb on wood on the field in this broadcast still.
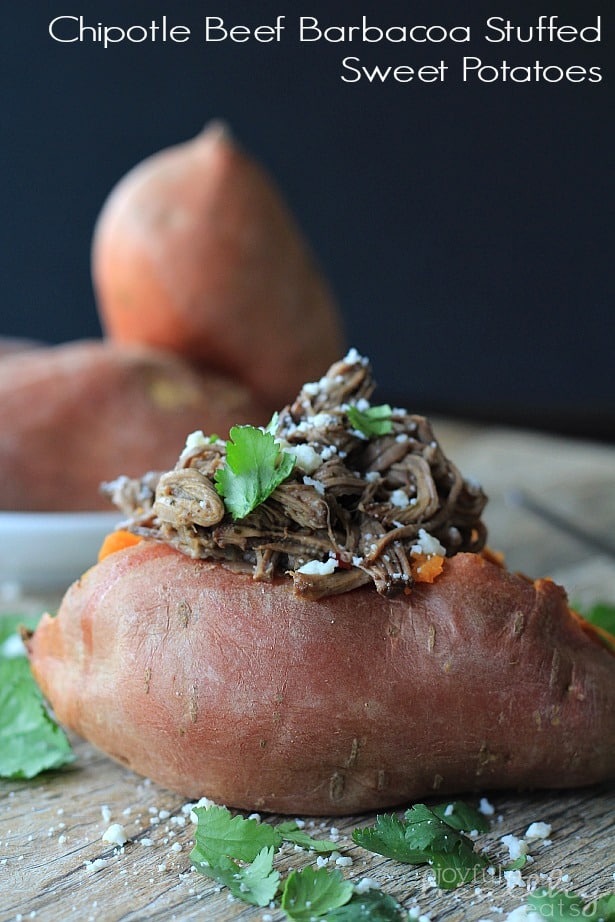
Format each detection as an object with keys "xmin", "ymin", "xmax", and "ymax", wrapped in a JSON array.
[{"xmin": 102, "ymin": 823, "xmax": 127, "ymax": 847}]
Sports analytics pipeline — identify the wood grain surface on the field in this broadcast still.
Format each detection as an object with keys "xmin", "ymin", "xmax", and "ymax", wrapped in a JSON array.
[{"xmin": 1, "ymin": 422, "xmax": 614, "ymax": 922}]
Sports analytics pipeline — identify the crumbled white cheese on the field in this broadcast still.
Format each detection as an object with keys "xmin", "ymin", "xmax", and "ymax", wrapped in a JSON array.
[
  {"xmin": 101, "ymin": 805, "xmax": 112, "ymax": 824},
  {"xmin": 301, "ymin": 381, "xmax": 320, "ymax": 396},
  {"xmin": 364, "ymin": 471, "xmax": 380, "ymax": 483},
  {"xmin": 524, "ymin": 822, "xmax": 552, "ymax": 841},
  {"xmin": 411, "ymin": 528, "xmax": 446, "ymax": 557},
  {"xmin": 390, "ymin": 488, "xmax": 411, "ymax": 508},
  {"xmin": 302, "ymin": 475, "xmax": 325, "ymax": 495},
  {"xmin": 183, "ymin": 430, "xmax": 208, "ymax": 451},
  {"xmin": 102, "ymin": 823, "xmax": 127, "ymax": 847},
  {"xmin": 285, "ymin": 443, "xmax": 323, "ymax": 473},
  {"xmin": 355, "ymin": 877, "xmax": 378, "ymax": 893},
  {"xmin": 186, "ymin": 796, "xmax": 218, "ymax": 823},
  {"xmin": 479, "ymin": 797, "xmax": 496, "ymax": 816},
  {"xmin": 318, "ymin": 444, "xmax": 337, "ymax": 461},
  {"xmin": 296, "ymin": 558, "xmax": 338, "ymax": 576},
  {"xmin": 354, "ymin": 397, "xmax": 370, "ymax": 412},
  {"xmin": 504, "ymin": 869, "xmax": 525, "ymax": 889},
  {"xmin": 443, "ymin": 803, "xmax": 455, "ymax": 817},
  {"xmin": 501, "ymin": 834, "xmax": 528, "ymax": 861},
  {"xmin": 343, "ymin": 347, "xmax": 368, "ymax": 366},
  {"xmin": 335, "ymin": 855, "xmax": 353, "ymax": 867}
]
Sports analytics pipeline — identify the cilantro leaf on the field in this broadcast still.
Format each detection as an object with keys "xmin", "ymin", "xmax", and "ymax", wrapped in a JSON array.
[
  {"xmin": 324, "ymin": 889, "xmax": 406, "ymax": 921},
  {"xmin": 527, "ymin": 889, "xmax": 615, "ymax": 922},
  {"xmin": 430, "ymin": 801, "xmax": 490, "ymax": 835},
  {"xmin": 347, "ymin": 403, "xmax": 393, "ymax": 438},
  {"xmin": 353, "ymin": 804, "xmax": 487, "ymax": 890},
  {"xmin": 577, "ymin": 601, "xmax": 615, "ymax": 635},
  {"xmin": 527, "ymin": 888, "xmax": 611, "ymax": 922},
  {"xmin": 353, "ymin": 813, "xmax": 426, "ymax": 863},
  {"xmin": 276, "ymin": 820, "xmax": 339, "ymax": 853},
  {"xmin": 572, "ymin": 600, "xmax": 615, "ymax": 653},
  {"xmin": 429, "ymin": 840, "xmax": 487, "ymax": 891},
  {"xmin": 214, "ymin": 425, "xmax": 295, "ymax": 520},
  {"xmin": 0, "ymin": 654, "xmax": 74, "ymax": 779},
  {"xmin": 593, "ymin": 893, "xmax": 615, "ymax": 921},
  {"xmin": 281, "ymin": 866, "xmax": 353, "ymax": 921},
  {"xmin": 190, "ymin": 805, "xmax": 281, "ymax": 865},
  {"xmin": 190, "ymin": 808, "xmax": 281, "ymax": 907},
  {"xmin": 207, "ymin": 847, "xmax": 280, "ymax": 907},
  {"xmin": 402, "ymin": 803, "xmax": 454, "ymax": 852}
]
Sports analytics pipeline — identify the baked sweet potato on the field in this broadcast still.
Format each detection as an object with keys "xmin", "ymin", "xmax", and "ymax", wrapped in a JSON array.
[
  {"xmin": 0, "ymin": 340, "xmax": 269, "ymax": 511},
  {"xmin": 27, "ymin": 542, "xmax": 615, "ymax": 815},
  {"xmin": 91, "ymin": 122, "xmax": 344, "ymax": 405}
]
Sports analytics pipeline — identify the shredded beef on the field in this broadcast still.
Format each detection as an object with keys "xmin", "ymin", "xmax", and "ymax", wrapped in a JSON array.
[{"xmin": 102, "ymin": 350, "xmax": 487, "ymax": 599}]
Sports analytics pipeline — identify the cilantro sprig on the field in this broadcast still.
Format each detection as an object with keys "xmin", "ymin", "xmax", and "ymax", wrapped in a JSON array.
[
  {"xmin": 347, "ymin": 403, "xmax": 393, "ymax": 438},
  {"xmin": 352, "ymin": 802, "xmax": 489, "ymax": 890},
  {"xmin": 190, "ymin": 805, "xmax": 405, "ymax": 918},
  {"xmin": 189, "ymin": 801, "xmax": 615, "ymax": 919},
  {"xmin": 190, "ymin": 806, "xmax": 340, "ymax": 907},
  {"xmin": 0, "ymin": 614, "xmax": 73, "ymax": 779},
  {"xmin": 214, "ymin": 425, "xmax": 295, "ymax": 520}
]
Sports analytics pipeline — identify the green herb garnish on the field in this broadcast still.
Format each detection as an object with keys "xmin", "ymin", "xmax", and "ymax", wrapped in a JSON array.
[
  {"xmin": 580, "ymin": 601, "xmax": 615, "ymax": 632},
  {"xmin": 190, "ymin": 806, "xmax": 398, "ymax": 917},
  {"xmin": 190, "ymin": 806, "xmax": 340, "ymax": 908},
  {"xmin": 573, "ymin": 601, "xmax": 615, "ymax": 653},
  {"xmin": 0, "ymin": 615, "xmax": 73, "ymax": 779},
  {"xmin": 281, "ymin": 866, "xmax": 353, "ymax": 920},
  {"xmin": 214, "ymin": 425, "xmax": 295, "ymax": 520},
  {"xmin": 346, "ymin": 403, "xmax": 393, "ymax": 438},
  {"xmin": 528, "ymin": 888, "xmax": 615, "ymax": 921},
  {"xmin": 319, "ymin": 889, "xmax": 407, "ymax": 921},
  {"xmin": 352, "ymin": 802, "xmax": 488, "ymax": 890}
]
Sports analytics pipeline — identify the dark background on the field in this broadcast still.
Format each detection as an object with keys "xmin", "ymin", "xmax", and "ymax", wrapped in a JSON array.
[{"xmin": 2, "ymin": 1, "xmax": 612, "ymax": 437}]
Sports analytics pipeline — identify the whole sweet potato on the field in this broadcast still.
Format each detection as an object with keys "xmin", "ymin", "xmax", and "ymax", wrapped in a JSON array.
[
  {"xmin": 0, "ymin": 340, "xmax": 269, "ymax": 511},
  {"xmin": 92, "ymin": 122, "xmax": 344, "ymax": 405},
  {"xmin": 27, "ymin": 541, "xmax": 615, "ymax": 815}
]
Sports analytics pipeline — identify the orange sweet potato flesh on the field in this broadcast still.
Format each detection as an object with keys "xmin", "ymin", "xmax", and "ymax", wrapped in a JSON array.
[
  {"xmin": 0, "ymin": 340, "xmax": 269, "ymax": 511},
  {"xmin": 92, "ymin": 122, "xmax": 345, "ymax": 406},
  {"xmin": 27, "ymin": 542, "xmax": 615, "ymax": 815}
]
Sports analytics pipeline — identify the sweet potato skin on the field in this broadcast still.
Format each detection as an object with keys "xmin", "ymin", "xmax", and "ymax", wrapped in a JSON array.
[
  {"xmin": 92, "ymin": 123, "xmax": 345, "ymax": 406},
  {"xmin": 28, "ymin": 545, "xmax": 615, "ymax": 815},
  {"xmin": 0, "ymin": 340, "xmax": 269, "ymax": 511}
]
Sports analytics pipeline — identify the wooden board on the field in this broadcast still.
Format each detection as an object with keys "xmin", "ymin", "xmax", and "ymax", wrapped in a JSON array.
[{"xmin": 1, "ymin": 423, "xmax": 614, "ymax": 921}]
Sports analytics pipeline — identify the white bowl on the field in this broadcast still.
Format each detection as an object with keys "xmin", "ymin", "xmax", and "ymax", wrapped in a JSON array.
[{"xmin": 0, "ymin": 511, "xmax": 121, "ymax": 591}]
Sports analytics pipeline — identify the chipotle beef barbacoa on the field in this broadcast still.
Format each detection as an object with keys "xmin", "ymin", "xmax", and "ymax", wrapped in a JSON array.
[{"xmin": 104, "ymin": 350, "xmax": 487, "ymax": 600}]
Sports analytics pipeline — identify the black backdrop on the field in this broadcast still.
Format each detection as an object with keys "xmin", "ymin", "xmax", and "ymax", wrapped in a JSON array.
[{"xmin": 2, "ymin": 1, "xmax": 613, "ymax": 437}]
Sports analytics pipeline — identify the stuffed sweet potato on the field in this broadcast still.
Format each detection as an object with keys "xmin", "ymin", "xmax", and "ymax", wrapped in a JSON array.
[
  {"xmin": 28, "ymin": 544, "xmax": 615, "ymax": 815},
  {"xmin": 26, "ymin": 351, "xmax": 615, "ymax": 814}
]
